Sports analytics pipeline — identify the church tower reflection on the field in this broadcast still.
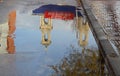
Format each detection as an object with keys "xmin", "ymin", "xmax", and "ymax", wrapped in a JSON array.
[
  {"xmin": 40, "ymin": 15, "xmax": 53, "ymax": 50},
  {"xmin": 76, "ymin": 17, "xmax": 89, "ymax": 48}
]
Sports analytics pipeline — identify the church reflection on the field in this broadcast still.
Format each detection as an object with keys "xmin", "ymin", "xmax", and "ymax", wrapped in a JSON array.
[
  {"xmin": 76, "ymin": 17, "xmax": 89, "ymax": 49},
  {"xmin": 40, "ymin": 15, "xmax": 53, "ymax": 50},
  {"xmin": 0, "ymin": 10, "xmax": 16, "ymax": 54}
]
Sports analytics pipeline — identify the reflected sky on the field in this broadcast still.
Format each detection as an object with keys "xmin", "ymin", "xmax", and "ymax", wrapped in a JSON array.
[{"xmin": 0, "ymin": 10, "xmax": 98, "ymax": 76}]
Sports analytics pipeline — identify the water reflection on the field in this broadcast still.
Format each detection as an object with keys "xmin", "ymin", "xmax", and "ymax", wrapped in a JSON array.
[
  {"xmin": 0, "ymin": 1, "xmax": 104, "ymax": 76},
  {"xmin": 40, "ymin": 15, "xmax": 53, "ymax": 50},
  {"xmin": 0, "ymin": 10, "xmax": 16, "ymax": 54},
  {"xmin": 48, "ymin": 17, "xmax": 105, "ymax": 76}
]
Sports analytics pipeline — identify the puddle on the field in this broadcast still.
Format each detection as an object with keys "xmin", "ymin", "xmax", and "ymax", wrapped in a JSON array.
[{"xmin": 0, "ymin": 6, "xmax": 108, "ymax": 76}]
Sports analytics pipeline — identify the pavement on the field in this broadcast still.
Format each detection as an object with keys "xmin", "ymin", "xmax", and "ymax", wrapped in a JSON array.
[{"xmin": 89, "ymin": 0, "xmax": 120, "ymax": 54}]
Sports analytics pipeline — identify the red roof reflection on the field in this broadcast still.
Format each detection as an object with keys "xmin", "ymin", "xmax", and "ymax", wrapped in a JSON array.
[{"xmin": 44, "ymin": 11, "xmax": 74, "ymax": 20}]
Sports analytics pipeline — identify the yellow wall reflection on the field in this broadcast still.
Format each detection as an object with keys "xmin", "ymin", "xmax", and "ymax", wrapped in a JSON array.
[
  {"xmin": 0, "ymin": 22, "xmax": 9, "ymax": 53},
  {"xmin": 0, "ymin": 10, "xmax": 16, "ymax": 54},
  {"xmin": 40, "ymin": 15, "xmax": 53, "ymax": 50}
]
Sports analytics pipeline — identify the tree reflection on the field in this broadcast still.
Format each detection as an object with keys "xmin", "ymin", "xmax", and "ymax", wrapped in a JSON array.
[{"xmin": 49, "ymin": 46, "xmax": 104, "ymax": 76}]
